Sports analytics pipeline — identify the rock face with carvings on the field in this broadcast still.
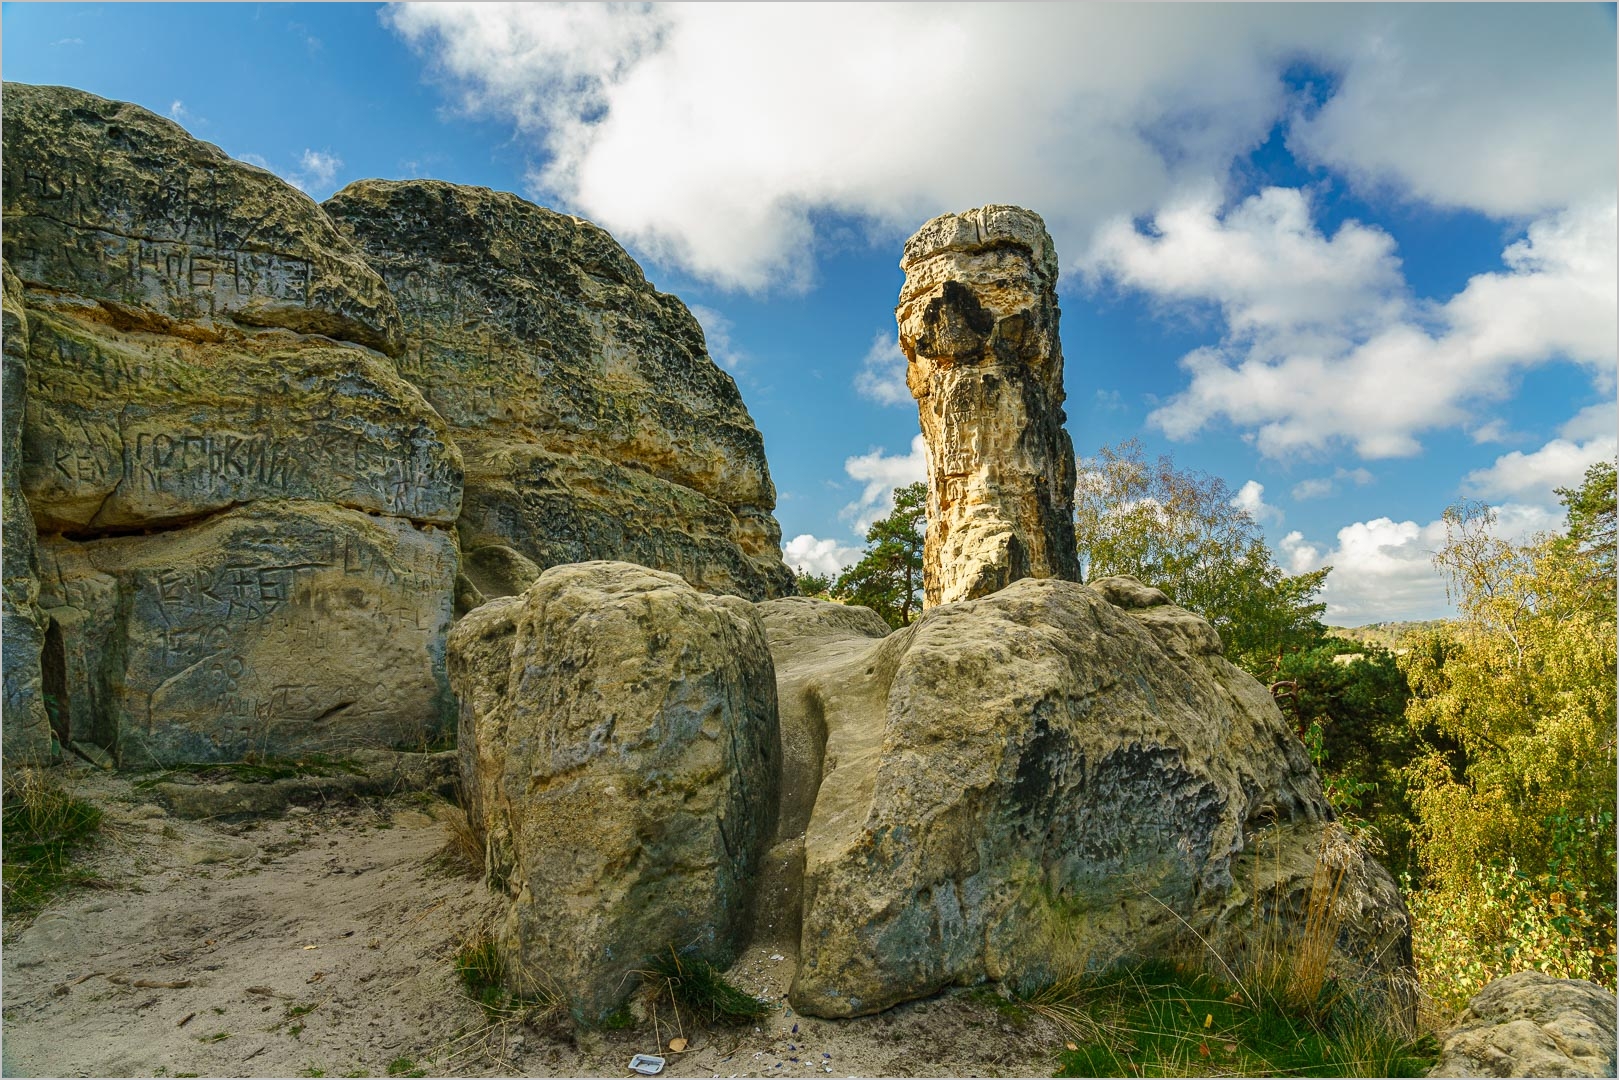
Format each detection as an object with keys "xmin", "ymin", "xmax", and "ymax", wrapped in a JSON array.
[
  {"xmin": 2, "ymin": 83, "xmax": 460, "ymax": 766},
  {"xmin": 896, "ymin": 205, "xmax": 1079, "ymax": 608},
  {"xmin": 324, "ymin": 180, "xmax": 795, "ymax": 605},
  {"xmin": 758, "ymin": 577, "xmax": 1411, "ymax": 1018},
  {"xmin": 3, "ymin": 261, "xmax": 53, "ymax": 764},
  {"xmin": 1429, "ymin": 970, "xmax": 1617, "ymax": 1078},
  {"xmin": 448, "ymin": 562, "xmax": 779, "ymax": 1023},
  {"xmin": 3, "ymin": 83, "xmax": 800, "ymax": 767}
]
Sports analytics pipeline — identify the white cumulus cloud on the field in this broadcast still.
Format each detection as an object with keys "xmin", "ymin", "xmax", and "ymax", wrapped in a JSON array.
[
  {"xmin": 1231, "ymin": 480, "xmax": 1282, "ymax": 527},
  {"xmin": 1143, "ymin": 199, "xmax": 1617, "ymax": 459},
  {"xmin": 1287, "ymin": 7, "xmax": 1618, "ymax": 218},
  {"xmin": 853, "ymin": 332, "xmax": 911, "ymax": 407},
  {"xmin": 841, "ymin": 433, "xmax": 927, "ymax": 532},
  {"xmin": 387, "ymin": 4, "xmax": 1614, "ymax": 293},
  {"xmin": 1087, "ymin": 185, "xmax": 1405, "ymax": 340},
  {"xmin": 1462, "ymin": 406, "xmax": 1618, "ymax": 508},
  {"xmin": 783, "ymin": 534, "xmax": 862, "ymax": 579},
  {"xmin": 1283, "ymin": 500, "xmax": 1567, "ymax": 624}
]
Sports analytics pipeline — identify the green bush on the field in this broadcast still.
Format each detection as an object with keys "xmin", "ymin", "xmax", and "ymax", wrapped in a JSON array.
[{"xmin": 1408, "ymin": 857, "xmax": 1617, "ymax": 1011}]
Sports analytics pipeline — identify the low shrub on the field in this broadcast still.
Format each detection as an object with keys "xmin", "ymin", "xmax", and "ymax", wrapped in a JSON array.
[{"xmin": 1409, "ymin": 859, "xmax": 1617, "ymax": 1012}]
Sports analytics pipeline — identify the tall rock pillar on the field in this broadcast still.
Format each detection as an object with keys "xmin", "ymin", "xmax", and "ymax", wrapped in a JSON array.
[{"xmin": 896, "ymin": 205, "xmax": 1080, "ymax": 608}]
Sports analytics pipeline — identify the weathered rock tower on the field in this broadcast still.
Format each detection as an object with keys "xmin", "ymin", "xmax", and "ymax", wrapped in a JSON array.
[{"xmin": 896, "ymin": 205, "xmax": 1080, "ymax": 607}]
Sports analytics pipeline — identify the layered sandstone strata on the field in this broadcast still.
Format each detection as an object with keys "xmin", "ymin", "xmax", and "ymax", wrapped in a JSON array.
[
  {"xmin": 2, "ymin": 83, "xmax": 460, "ymax": 764},
  {"xmin": 325, "ymin": 180, "xmax": 795, "ymax": 604},
  {"xmin": 3, "ymin": 262, "xmax": 52, "ymax": 763},
  {"xmin": 896, "ymin": 205, "xmax": 1080, "ymax": 607}
]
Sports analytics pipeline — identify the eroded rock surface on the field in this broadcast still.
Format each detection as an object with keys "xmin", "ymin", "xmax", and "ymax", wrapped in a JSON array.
[
  {"xmin": 36, "ymin": 502, "xmax": 457, "ymax": 768},
  {"xmin": 3, "ymin": 84, "xmax": 460, "ymax": 763},
  {"xmin": 896, "ymin": 205, "xmax": 1079, "ymax": 607},
  {"xmin": 2, "ymin": 84, "xmax": 400, "ymax": 353},
  {"xmin": 325, "ymin": 180, "xmax": 794, "ymax": 602},
  {"xmin": 448, "ymin": 562, "xmax": 780, "ymax": 1023},
  {"xmin": 1430, "ymin": 970, "xmax": 1618, "ymax": 1078},
  {"xmin": 3, "ymin": 261, "xmax": 52, "ymax": 763},
  {"xmin": 761, "ymin": 577, "xmax": 1410, "ymax": 1018}
]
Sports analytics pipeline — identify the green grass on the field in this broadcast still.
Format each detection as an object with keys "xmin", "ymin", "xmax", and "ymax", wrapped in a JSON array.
[
  {"xmin": 1047, "ymin": 961, "xmax": 1438, "ymax": 1078},
  {"xmin": 637, "ymin": 947, "xmax": 772, "ymax": 1026},
  {"xmin": 597, "ymin": 1003, "xmax": 637, "ymax": 1030},
  {"xmin": 1, "ymin": 767, "xmax": 105, "ymax": 917},
  {"xmin": 385, "ymin": 1057, "xmax": 425, "ymax": 1078},
  {"xmin": 453, "ymin": 927, "xmax": 559, "ymax": 1022}
]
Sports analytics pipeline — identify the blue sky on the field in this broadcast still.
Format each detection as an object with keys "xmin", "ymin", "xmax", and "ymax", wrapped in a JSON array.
[{"xmin": 5, "ymin": 3, "xmax": 1615, "ymax": 623}]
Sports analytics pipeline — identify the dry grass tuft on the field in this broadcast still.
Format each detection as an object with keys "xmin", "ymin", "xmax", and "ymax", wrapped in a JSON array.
[{"xmin": 427, "ymin": 804, "xmax": 484, "ymax": 880}]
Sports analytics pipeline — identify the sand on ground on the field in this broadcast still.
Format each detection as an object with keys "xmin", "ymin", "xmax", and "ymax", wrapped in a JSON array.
[{"xmin": 1, "ymin": 761, "xmax": 1069, "ymax": 1079}]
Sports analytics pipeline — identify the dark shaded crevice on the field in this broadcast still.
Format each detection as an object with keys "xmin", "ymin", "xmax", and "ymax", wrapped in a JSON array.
[
  {"xmin": 52, "ymin": 498, "xmax": 450, "ymax": 543},
  {"xmin": 312, "ymin": 701, "xmax": 355, "ymax": 725},
  {"xmin": 52, "ymin": 501, "xmax": 247, "ymax": 542},
  {"xmin": 41, "ymin": 616, "xmax": 70, "ymax": 746}
]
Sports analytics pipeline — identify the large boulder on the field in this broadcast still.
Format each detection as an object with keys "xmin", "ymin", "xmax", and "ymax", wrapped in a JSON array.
[
  {"xmin": 448, "ymin": 562, "xmax": 780, "ymax": 1022},
  {"xmin": 760, "ymin": 577, "xmax": 1411, "ymax": 1018},
  {"xmin": 324, "ymin": 180, "xmax": 795, "ymax": 603},
  {"xmin": 1430, "ymin": 970, "xmax": 1617, "ymax": 1078},
  {"xmin": 2, "ymin": 83, "xmax": 462, "ymax": 763}
]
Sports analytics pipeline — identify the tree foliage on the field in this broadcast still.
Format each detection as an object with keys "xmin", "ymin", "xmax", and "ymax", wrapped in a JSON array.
[
  {"xmin": 793, "ymin": 569, "xmax": 835, "ymax": 598},
  {"xmin": 1272, "ymin": 643, "xmax": 1419, "ymax": 872},
  {"xmin": 833, "ymin": 482, "xmax": 926, "ymax": 629},
  {"xmin": 1074, "ymin": 440, "xmax": 1329, "ymax": 675},
  {"xmin": 791, "ymin": 483, "xmax": 926, "ymax": 630},
  {"xmin": 1400, "ymin": 461, "xmax": 1618, "ymax": 996}
]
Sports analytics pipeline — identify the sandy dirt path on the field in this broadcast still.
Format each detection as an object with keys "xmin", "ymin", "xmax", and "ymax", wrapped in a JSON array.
[{"xmin": 1, "ymin": 763, "xmax": 1066, "ymax": 1078}]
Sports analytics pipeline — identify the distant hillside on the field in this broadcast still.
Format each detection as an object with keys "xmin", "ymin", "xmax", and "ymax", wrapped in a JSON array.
[{"xmin": 1326, "ymin": 620, "xmax": 1450, "ymax": 652}]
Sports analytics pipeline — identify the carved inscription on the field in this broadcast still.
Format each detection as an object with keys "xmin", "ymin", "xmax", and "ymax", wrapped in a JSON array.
[
  {"xmin": 132, "ymin": 432, "xmax": 306, "ymax": 495},
  {"xmin": 133, "ymin": 528, "xmax": 455, "ymax": 745}
]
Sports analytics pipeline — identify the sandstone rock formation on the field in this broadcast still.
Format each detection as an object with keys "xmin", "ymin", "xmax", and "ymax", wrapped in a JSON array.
[
  {"xmin": 449, "ymin": 562, "xmax": 779, "ymax": 1023},
  {"xmin": 759, "ymin": 577, "xmax": 1409, "ymax": 1018},
  {"xmin": 3, "ymin": 261, "xmax": 53, "ymax": 763},
  {"xmin": 1429, "ymin": 969, "xmax": 1618, "ymax": 1078},
  {"xmin": 896, "ymin": 206, "xmax": 1080, "ymax": 608},
  {"xmin": 5, "ymin": 83, "xmax": 798, "ymax": 766},
  {"xmin": 324, "ymin": 180, "xmax": 794, "ymax": 604},
  {"xmin": 3, "ymin": 83, "xmax": 460, "ymax": 764}
]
